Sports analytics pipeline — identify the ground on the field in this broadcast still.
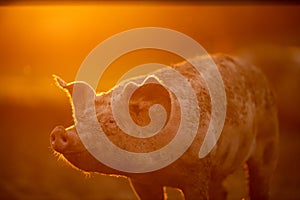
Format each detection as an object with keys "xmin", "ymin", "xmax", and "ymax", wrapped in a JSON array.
[{"xmin": 0, "ymin": 101, "xmax": 299, "ymax": 200}]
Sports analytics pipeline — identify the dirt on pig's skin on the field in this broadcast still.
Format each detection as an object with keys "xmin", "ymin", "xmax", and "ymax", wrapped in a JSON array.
[{"xmin": 50, "ymin": 54, "xmax": 279, "ymax": 200}]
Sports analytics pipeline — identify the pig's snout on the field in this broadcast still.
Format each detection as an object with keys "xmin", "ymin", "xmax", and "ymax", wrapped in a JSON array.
[
  {"xmin": 50, "ymin": 125, "xmax": 85, "ymax": 154},
  {"xmin": 50, "ymin": 126, "xmax": 70, "ymax": 153}
]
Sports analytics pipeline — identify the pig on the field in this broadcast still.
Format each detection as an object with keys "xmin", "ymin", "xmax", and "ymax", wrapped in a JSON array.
[{"xmin": 50, "ymin": 54, "xmax": 279, "ymax": 200}]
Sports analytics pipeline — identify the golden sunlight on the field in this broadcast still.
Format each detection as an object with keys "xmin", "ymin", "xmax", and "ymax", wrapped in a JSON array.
[
  {"xmin": 1, "ymin": 3, "xmax": 300, "ymax": 200},
  {"xmin": 0, "ymin": 4, "xmax": 300, "ymax": 104}
]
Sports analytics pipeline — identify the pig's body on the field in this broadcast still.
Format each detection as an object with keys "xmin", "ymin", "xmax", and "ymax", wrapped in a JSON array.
[{"xmin": 51, "ymin": 54, "xmax": 279, "ymax": 200}]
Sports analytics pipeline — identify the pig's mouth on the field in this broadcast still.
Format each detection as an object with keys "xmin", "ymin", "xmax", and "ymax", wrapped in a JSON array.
[
  {"xmin": 50, "ymin": 125, "xmax": 106, "ymax": 172},
  {"xmin": 50, "ymin": 125, "xmax": 87, "ymax": 155}
]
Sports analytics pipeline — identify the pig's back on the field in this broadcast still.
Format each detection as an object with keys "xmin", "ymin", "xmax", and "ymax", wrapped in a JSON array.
[{"xmin": 169, "ymin": 54, "xmax": 276, "ymax": 175}]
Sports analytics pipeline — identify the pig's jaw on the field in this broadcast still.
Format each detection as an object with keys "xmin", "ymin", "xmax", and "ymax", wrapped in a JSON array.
[
  {"xmin": 50, "ymin": 126, "xmax": 125, "ymax": 175},
  {"xmin": 61, "ymin": 149, "xmax": 126, "ymax": 176}
]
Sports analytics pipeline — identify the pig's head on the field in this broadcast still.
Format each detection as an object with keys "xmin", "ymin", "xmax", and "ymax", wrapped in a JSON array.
[
  {"xmin": 50, "ymin": 76, "xmax": 118, "ymax": 174},
  {"xmin": 50, "ymin": 75, "xmax": 176, "ymax": 175}
]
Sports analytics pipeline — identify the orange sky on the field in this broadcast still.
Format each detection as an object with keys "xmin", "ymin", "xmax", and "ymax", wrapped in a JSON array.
[{"xmin": 0, "ymin": 3, "xmax": 300, "ymax": 104}]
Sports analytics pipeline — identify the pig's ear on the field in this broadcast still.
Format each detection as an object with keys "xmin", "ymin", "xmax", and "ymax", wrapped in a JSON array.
[
  {"xmin": 120, "ymin": 75, "xmax": 162, "ymax": 97},
  {"xmin": 143, "ymin": 75, "xmax": 161, "ymax": 84},
  {"xmin": 53, "ymin": 75, "xmax": 67, "ymax": 88},
  {"xmin": 53, "ymin": 75, "xmax": 73, "ymax": 95},
  {"xmin": 69, "ymin": 81, "xmax": 96, "ymax": 121},
  {"xmin": 123, "ymin": 81, "xmax": 138, "ymax": 92}
]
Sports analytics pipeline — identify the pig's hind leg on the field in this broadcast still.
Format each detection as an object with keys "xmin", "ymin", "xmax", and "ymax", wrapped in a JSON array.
[
  {"xmin": 246, "ymin": 115, "xmax": 279, "ymax": 200},
  {"xmin": 130, "ymin": 179, "xmax": 164, "ymax": 200}
]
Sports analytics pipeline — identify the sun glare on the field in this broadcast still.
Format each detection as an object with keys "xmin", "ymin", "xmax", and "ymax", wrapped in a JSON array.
[{"xmin": 0, "ymin": 4, "xmax": 299, "ymax": 105}]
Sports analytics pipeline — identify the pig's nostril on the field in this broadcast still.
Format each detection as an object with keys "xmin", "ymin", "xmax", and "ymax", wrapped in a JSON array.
[
  {"xmin": 61, "ymin": 135, "xmax": 67, "ymax": 143},
  {"xmin": 51, "ymin": 134, "xmax": 56, "ymax": 142}
]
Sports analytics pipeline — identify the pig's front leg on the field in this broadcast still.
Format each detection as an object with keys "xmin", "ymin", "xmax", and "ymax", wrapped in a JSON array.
[
  {"xmin": 130, "ymin": 179, "xmax": 164, "ymax": 200},
  {"xmin": 181, "ymin": 170, "xmax": 211, "ymax": 200},
  {"xmin": 182, "ymin": 182, "xmax": 209, "ymax": 200}
]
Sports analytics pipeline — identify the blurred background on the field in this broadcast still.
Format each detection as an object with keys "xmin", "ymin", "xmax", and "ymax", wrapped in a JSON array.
[{"xmin": 0, "ymin": 1, "xmax": 300, "ymax": 199}]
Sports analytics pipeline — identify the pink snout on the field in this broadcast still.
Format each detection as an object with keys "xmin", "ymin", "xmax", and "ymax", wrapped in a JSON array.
[
  {"xmin": 50, "ymin": 125, "xmax": 85, "ymax": 154},
  {"xmin": 50, "ymin": 126, "xmax": 69, "ymax": 153}
]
